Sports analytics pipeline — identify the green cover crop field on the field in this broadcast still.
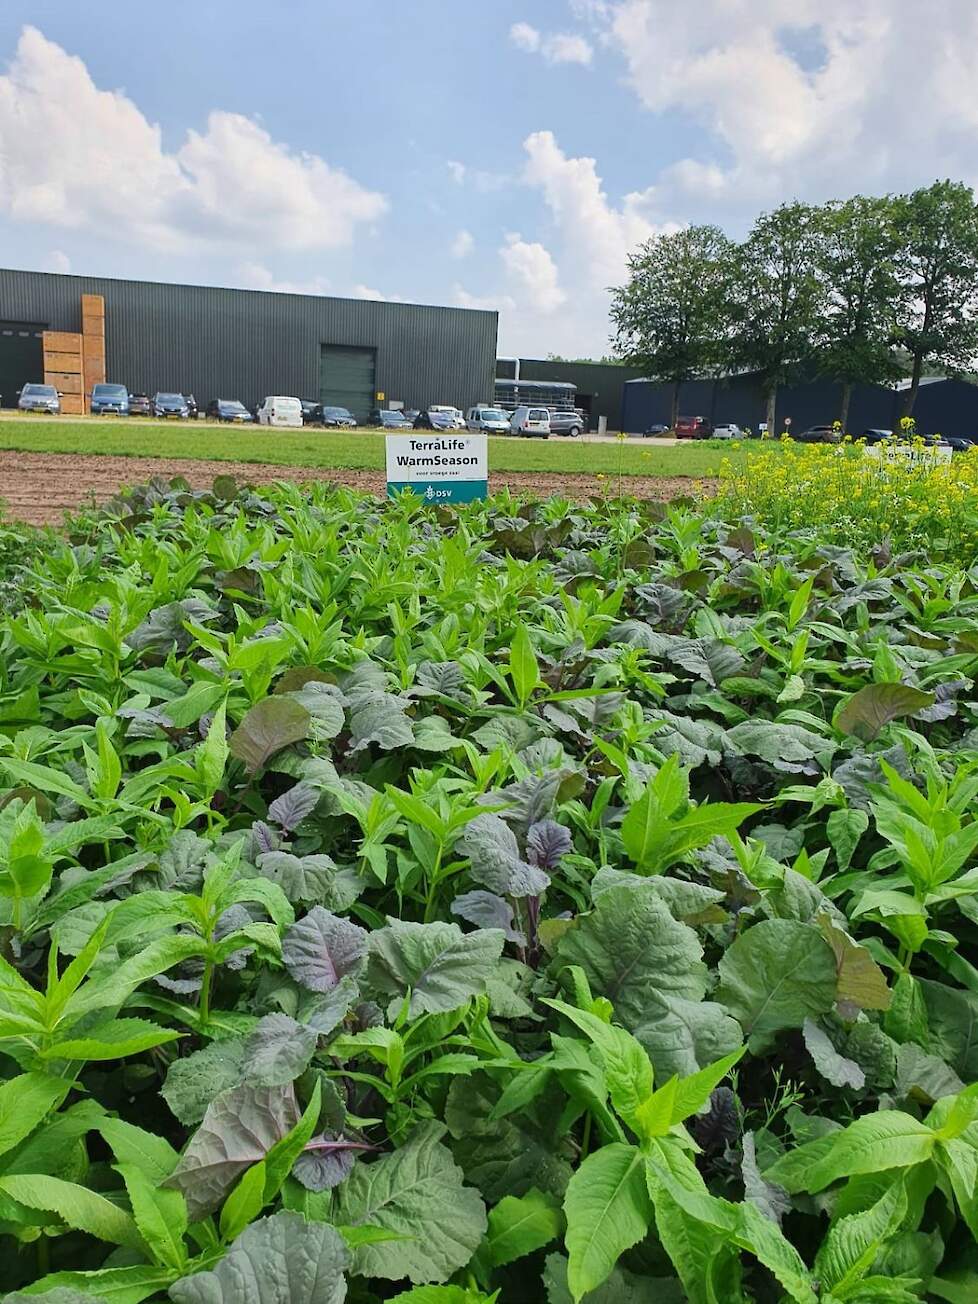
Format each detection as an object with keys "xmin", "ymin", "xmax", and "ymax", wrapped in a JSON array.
[{"xmin": 0, "ymin": 474, "xmax": 977, "ymax": 1302}]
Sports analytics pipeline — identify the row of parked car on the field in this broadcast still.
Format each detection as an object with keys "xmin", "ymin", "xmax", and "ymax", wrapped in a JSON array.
[
  {"xmin": 640, "ymin": 416, "xmax": 975, "ymax": 451},
  {"xmin": 12, "ymin": 382, "xmax": 589, "ymax": 438}
]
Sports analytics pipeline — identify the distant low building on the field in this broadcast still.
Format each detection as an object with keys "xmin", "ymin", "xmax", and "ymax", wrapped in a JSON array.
[{"xmin": 620, "ymin": 372, "xmax": 978, "ymax": 438}]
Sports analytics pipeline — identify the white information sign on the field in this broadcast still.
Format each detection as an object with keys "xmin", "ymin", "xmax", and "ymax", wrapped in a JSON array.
[{"xmin": 385, "ymin": 433, "xmax": 488, "ymax": 503}]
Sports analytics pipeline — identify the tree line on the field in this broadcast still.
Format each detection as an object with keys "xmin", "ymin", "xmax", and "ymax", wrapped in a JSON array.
[{"xmin": 609, "ymin": 180, "xmax": 978, "ymax": 431}]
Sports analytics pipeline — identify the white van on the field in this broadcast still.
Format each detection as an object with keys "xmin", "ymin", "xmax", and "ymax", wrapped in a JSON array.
[
  {"xmin": 256, "ymin": 396, "xmax": 303, "ymax": 428},
  {"xmin": 428, "ymin": 405, "xmax": 465, "ymax": 429},
  {"xmin": 466, "ymin": 406, "xmax": 511, "ymax": 434},
  {"xmin": 509, "ymin": 405, "xmax": 551, "ymax": 439}
]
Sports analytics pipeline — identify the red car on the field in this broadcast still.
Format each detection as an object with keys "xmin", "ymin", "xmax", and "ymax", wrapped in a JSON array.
[{"xmin": 674, "ymin": 415, "xmax": 711, "ymax": 439}]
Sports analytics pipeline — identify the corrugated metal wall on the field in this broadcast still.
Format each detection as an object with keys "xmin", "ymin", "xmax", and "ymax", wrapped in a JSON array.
[{"xmin": 0, "ymin": 269, "xmax": 498, "ymax": 413}]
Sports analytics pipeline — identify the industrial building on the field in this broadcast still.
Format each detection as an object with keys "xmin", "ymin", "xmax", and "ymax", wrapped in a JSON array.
[
  {"xmin": 495, "ymin": 357, "xmax": 646, "ymax": 430},
  {"xmin": 0, "ymin": 269, "xmax": 498, "ymax": 421},
  {"xmin": 621, "ymin": 373, "xmax": 978, "ymax": 438}
]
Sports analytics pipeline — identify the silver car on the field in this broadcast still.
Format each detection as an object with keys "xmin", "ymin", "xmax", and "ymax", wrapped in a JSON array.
[
  {"xmin": 548, "ymin": 409, "xmax": 585, "ymax": 437},
  {"xmin": 18, "ymin": 382, "xmax": 61, "ymax": 414}
]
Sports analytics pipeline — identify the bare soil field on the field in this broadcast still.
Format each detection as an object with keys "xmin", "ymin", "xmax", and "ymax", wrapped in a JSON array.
[{"xmin": 0, "ymin": 451, "xmax": 707, "ymax": 526}]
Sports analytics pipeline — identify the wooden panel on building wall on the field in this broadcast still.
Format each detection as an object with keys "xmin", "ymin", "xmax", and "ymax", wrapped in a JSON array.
[
  {"xmin": 82, "ymin": 337, "xmax": 105, "ymax": 364},
  {"xmin": 81, "ymin": 294, "xmax": 105, "ymax": 320},
  {"xmin": 43, "ymin": 330, "xmax": 83, "ymax": 354},
  {"xmin": 44, "ymin": 350, "xmax": 84, "ymax": 374},
  {"xmin": 59, "ymin": 394, "xmax": 84, "ymax": 415},
  {"xmin": 45, "ymin": 371, "xmax": 82, "ymax": 394}
]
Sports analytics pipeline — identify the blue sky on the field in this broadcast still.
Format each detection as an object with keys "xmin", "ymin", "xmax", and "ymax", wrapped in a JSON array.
[{"xmin": 0, "ymin": 1, "xmax": 974, "ymax": 355}]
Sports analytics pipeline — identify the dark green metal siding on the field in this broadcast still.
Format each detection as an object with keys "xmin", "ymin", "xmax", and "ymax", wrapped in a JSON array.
[
  {"xmin": 0, "ymin": 270, "xmax": 497, "ymax": 415},
  {"xmin": 496, "ymin": 358, "xmax": 646, "ymax": 430},
  {"xmin": 0, "ymin": 321, "xmax": 44, "ymax": 404}
]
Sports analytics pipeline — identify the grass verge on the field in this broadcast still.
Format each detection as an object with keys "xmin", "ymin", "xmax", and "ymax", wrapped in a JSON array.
[{"xmin": 0, "ymin": 417, "xmax": 747, "ymax": 477}]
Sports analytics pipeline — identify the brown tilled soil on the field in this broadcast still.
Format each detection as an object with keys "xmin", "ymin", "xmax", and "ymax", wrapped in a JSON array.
[{"xmin": 0, "ymin": 451, "xmax": 709, "ymax": 526}]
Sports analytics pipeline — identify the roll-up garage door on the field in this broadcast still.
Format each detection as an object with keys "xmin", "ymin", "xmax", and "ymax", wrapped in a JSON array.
[{"xmin": 319, "ymin": 345, "xmax": 376, "ymax": 423}]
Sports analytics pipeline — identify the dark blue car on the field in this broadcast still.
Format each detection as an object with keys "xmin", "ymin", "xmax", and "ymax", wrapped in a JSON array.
[{"xmin": 90, "ymin": 382, "xmax": 129, "ymax": 416}]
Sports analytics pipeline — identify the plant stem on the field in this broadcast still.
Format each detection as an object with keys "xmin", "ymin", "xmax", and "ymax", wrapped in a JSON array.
[
  {"xmin": 581, "ymin": 1112, "xmax": 592, "ymax": 1160},
  {"xmin": 198, "ymin": 961, "xmax": 214, "ymax": 1027},
  {"xmin": 423, "ymin": 845, "xmax": 443, "ymax": 923}
]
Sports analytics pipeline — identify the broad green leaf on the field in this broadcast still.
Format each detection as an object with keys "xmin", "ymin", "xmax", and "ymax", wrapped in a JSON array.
[
  {"xmin": 161, "ymin": 1038, "xmax": 247, "ymax": 1126},
  {"xmin": 564, "ymin": 1144, "xmax": 652, "ymax": 1302},
  {"xmin": 826, "ymin": 807, "xmax": 870, "ymax": 873},
  {"xmin": 836, "ymin": 683, "xmax": 935, "ymax": 741},
  {"xmin": 0, "ymin": 1072, "xmax": 71, "ymax": 1158},
  {"xmin": 5, "ymin": 1265, "xmax": 174, "ymax": 1301},
  {"xmin": 0, "ymin": 1173, "xmax": 143, "ymax": 1249},
  {"xmin": 555, "ymin": 879, "xmax": 741, "ymax": 1078},
  {"xmin": 716, "ymin": 919, "xmax": 837, "ymax": 1052},
  {"xmin": 483, "ymin": 1186, "xmax": 562, "ymax": 1267},
  {"xmin": 169, "ymin": 1211, "xmax": 349, "ymax": 1303},
  {"xmin": 243, "ymin": 1014, "xmax": 318, "ymax": 1087},
  {"xmin": 366, "ymin": 919, "xmax": 504, "ymax": 1019},
  {"xmin": 162, "ymin": 679, "xmax": 227, "ymax": 728},
  {"xmin": 334, "ymin": 1121, "xmax": 487, "ymax": 1283},
  {"xmin": 766, "ymin": 1111, "xmax": 936, "ymax": 1194}
]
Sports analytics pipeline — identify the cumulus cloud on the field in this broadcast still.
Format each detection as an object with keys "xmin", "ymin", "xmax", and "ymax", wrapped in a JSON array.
[
  {"xmin": 44, "ymin": 249, "xmax": 71, "ymax": 273},
  {"xmin": 450, "ymin": 229, "xmax": 474, "ymax": 259},
  {"xmin": 522, "ymin": 130, "xmax": 677, "ymax": 290},
  {"xmin": 597, "ymin": 0, "xmax": 978, "ymax": 216},
  {"xmin": 0, "ymin": 26, "xmax": 386, "ymax": 252},
  {"xmin": 509, "ymin": 21, "xmax": 593, "ymax": 64},
  {"xmin": 500, "ymin": 233, "xmax": 566, "ymax": 311}
]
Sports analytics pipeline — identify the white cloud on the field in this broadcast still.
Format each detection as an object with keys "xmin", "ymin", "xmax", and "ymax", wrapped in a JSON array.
[
  {"xmin": 236, "ymin": 261, "xmax": 332, "ymax": 295},
  {"xmin": 509, "ymin": 20, "xmax": 593, "ymax": 64},
  {"xmin": 446, "ymin": 159, "xmax": 509, "ymax": 193},
  {"xmin": 450, "ymin": 229, "xmax": 474, "ymax": 259},
  {"xmin": 0, "ymin": 26, "xmax": 386, "ymax": 252},
  {"xmin": 500, "ymin": 233, "xmax": 566, "ymax": 311},
  {"xmin": 598, "ymin": 0, "xmax": 978, "ymax": 216},
  {"xmin": 350, "ymin": 284, "xmax": 405, "ymax": 303},
  {"xmin": 522, "ymin": 130, "xmax": 677, "ymax": 290},
  {"xmin": 44, "ymin": 249, "xmax": 70, "ymax": 273},
  {"xmin": 543, "ymin": 34, "xmax": 593, "ymax": 64},
  {"xmin": 453, "ymin": 133, "xmax": 680, "ymax": 354},
  {"xmin": 509, "ymin": 21, "xmax": 541, "ymax": 52}
]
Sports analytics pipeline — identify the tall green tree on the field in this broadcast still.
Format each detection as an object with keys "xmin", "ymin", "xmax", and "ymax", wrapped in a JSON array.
[
  {"xmin": 609, "ymin": 225, "xmax": 735, "ymax": 428},
  {"xmin": 731, "ymin": 202, "xmax": 826, "ymax": 433},
  {"xmin": 815, "ymin": 195, "xmax": 901, "ymax": 430},
  {"xmin": 891, "ymin": 180, "xmax": 978, "ymax": 420}
]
